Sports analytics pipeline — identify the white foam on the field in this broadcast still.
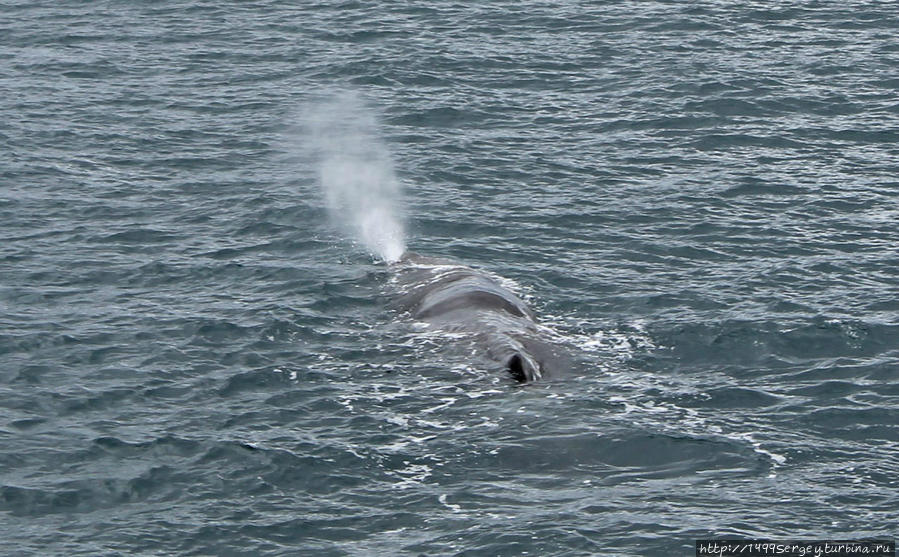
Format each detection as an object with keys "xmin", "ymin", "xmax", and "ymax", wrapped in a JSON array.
[{"xmin": 438, "ymin": 493, "xmax": 462, "ymax": 512}]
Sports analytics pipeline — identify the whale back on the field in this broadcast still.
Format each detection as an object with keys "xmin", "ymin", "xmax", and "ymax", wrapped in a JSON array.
[{"xmin": 390, "ymin": 252, "xmax": 566, "ymax": 382}]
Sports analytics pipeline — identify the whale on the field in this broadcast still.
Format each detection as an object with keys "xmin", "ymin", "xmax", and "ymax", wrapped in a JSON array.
[{"xmin": 390, "ymin": 252, "xmax": 568, "ymax": 382}]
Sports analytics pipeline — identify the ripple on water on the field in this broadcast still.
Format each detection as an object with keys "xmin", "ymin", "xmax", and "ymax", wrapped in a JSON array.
[{"xmin": 2, "ymin": 0, "xmax": 899, "ymax": 554}]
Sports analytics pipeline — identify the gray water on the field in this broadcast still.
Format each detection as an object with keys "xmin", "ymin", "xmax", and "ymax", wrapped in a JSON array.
[{"xmin": 2, "ymin": 2, "xmax": 898, "ymax": 555}]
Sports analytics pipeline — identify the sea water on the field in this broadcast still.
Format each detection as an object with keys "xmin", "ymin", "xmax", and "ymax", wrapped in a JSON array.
[{"xmin": 1, "ymin": 2, "xmax": 897, "ymax": 555}]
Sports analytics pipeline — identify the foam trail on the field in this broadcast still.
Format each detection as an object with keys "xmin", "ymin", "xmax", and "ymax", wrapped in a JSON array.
[{"xmin": 305, "ymin": 92, "xmax": 406, "ymax": 262}]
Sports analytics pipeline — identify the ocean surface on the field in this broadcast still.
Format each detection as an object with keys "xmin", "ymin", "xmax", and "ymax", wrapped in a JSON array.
[{"xmin": 2, "ymin": 1, "xmax": 898, "ymax": 555}]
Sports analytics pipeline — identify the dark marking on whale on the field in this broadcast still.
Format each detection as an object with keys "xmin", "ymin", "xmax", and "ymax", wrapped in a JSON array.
[{"xmin": 390, "ymin": 252, "xmax": 568, "ymax": 382}]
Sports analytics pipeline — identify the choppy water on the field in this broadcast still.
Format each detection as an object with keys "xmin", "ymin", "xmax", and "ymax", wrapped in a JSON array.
[{"xmin": 2, "ymin": 2, "xmax": 898, "ymax": 555}]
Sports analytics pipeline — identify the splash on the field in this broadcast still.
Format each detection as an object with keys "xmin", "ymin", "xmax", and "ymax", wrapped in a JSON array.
[{"xmin": 304, "ymin": 92, "xmax": 406, "ymax": 262}]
